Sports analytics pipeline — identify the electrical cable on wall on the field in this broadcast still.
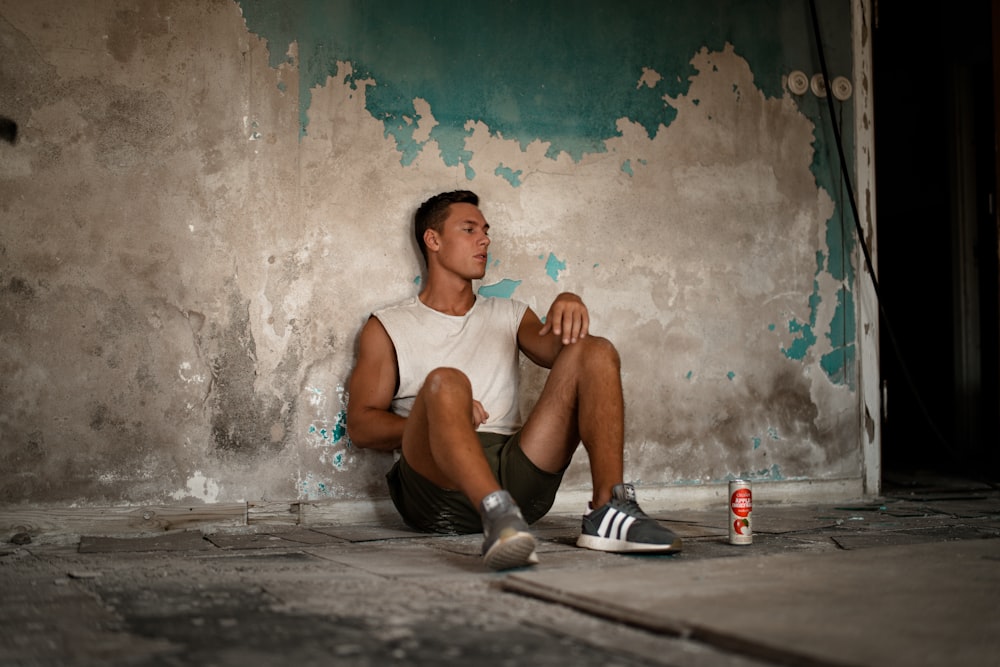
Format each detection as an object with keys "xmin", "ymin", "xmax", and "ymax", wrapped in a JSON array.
[{"xmin": 807, "ymin": 0, "xmax": 957, "ymax": 457}]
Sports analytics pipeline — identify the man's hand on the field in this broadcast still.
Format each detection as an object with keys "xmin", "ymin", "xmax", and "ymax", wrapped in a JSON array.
[
  {"xmin": 539, "ymin": 292, "xmax": 590, "ymax": 345},
  {"xmin": 472, "ymin": 400, "xmax": 489, "ymax": 428}
]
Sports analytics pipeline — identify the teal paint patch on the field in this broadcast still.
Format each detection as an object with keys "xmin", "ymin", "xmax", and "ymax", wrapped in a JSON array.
[
  {"xmin": 308, "ymin": 410, "xmax": 348, "ymax": 446},
  {"xmin": 413, "ymin": 275, "xmax": 421, "ymax": 285},
  {"xmin": 430, "ymin": 125, "xmax": 470, "ymax": 162},
  {"xmin": 752, "ymin": 436, "xmax": 761, "ymax": 449},
  {"xmin": 782, "ymin": 248, "xmax": 858, "ymax": 387},
  {"xmin": 799, "ymin": 3, "xmax": 857, "ymax": 389},
  {"xmin": 391, "ymin": 122, "xmax": 423, "ymax": 166},
  {"xmin": 820, "ymin": 286, "xmax": 856, "ymax": 387},
  {"xmin": 827, "ymin": 287, "xmax": 856, "ymax": 350},
  {"xmin": 621, "ymin": 159, "xmax": 634, "ymax": 176},
  {"xmin": 332, "ymin": 409, "xmax": 347, "ymax": 443},
  {"xmin": 814, "ymin": 250, "xmax": 825, "ymax": 275},
  {"xmin": 494, "ymin": 163, "xmax": 523, "ymax": 187},
  {"xmin": 783, "ymin": 317, "xmax": 817, "ymax": 360},
  {"xmin": 825, "ymin": 208, "xmax": 856, "ymax": 284},
  {"xmin": 686, "ymin": 370, "xmax": 693, "ymax": 380},
  {"xmin": 300, "ymin": 474, "xmax": 332, "ymax": 498},
  {"xmin": 238, "ymin": 0, "xmax": 851, "ymax": 162},
  {"xmin": 727, "ymin": 371, "xmax": 735, "ymax": 381},
  {"xmin": 544, "ymin": 253, "xmax": 566, "ymax": 282},
  {"xmin": 768, "ymin": 323, "xmax": 776, "ymax": 331},
  {"xmin": 821, "ymin": 344, "xmax": 855, "ymax": 386},
  {"xmin": 782, "ymin": 251, "xmax": 824, "ymax": 361},
  {"xmin": 478, "ymin": 278, "xmax": 522, "ymax": 298}
]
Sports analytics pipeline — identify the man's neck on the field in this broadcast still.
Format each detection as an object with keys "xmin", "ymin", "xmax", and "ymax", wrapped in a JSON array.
[{"xmin": 418, "ymin": 274, "xmax": 477, "ymax": 316}]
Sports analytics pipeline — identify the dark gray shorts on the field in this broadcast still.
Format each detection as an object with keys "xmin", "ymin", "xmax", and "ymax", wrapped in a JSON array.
[{"xmin": 386, "ymin": 430, "xmax": 565, "ymax": 534}]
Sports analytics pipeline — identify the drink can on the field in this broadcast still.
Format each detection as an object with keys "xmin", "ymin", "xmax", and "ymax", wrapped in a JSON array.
[{"xmin": 728, "ymin": 479, "xmax": 752, "ymax": 545}]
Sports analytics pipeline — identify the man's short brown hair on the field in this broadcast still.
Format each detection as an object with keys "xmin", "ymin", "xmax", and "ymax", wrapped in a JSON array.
[{"xmin": 414, "ymin": 190, "xmax": 479, "ymax": 262}]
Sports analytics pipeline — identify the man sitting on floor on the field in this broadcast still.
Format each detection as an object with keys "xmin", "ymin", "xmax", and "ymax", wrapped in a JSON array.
[{"xmin": 346, "ymin": 190, "xmax": 681, "ymax": 569}]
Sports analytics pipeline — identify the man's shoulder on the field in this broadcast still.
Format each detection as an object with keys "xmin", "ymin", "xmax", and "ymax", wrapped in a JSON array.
[
  {"xmin": 371, "ymin": 296, "xmax": 428, "ymax": 341},
  {"xmin": 373, "ymin": 295, "xmax": 420, "ymax": 318},
  {"xmin": 476, "ymin": 295, "xmax": 528, "ymax": 310},
  {"xmin": 475, "ymin": 295, "xmax": 530, "ymax": 323}
]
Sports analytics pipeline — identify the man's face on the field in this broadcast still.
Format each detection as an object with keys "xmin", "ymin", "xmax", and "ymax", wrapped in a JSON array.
[{"xmin": 427, "ymin": 202, "xmax": 491, "ymax": 279}]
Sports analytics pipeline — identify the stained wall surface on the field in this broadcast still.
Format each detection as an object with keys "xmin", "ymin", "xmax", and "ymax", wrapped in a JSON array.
[{"xmin": 0, "ymin": 1, "xmax": 864, "ymax": 510}]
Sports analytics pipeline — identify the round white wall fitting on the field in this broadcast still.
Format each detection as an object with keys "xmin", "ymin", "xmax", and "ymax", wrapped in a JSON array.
[
  {"xmin": 787, "ymin": 70, "xmax": 809, "ymax": 95},
  {"xmin": 810, "ymin": 73, "xmax": 827, "ymax": 97},
  {"xmin": 831, "ymin": 76, "xmax": 853, "ymax": 101}
]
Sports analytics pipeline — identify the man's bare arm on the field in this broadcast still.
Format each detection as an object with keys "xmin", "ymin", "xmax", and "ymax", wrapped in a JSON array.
[
  {"xmin": 346, "ymin": 317, "xmax": 406, "ymax": 451},
  {"xmin": 517, "ymin": 292, "xmax": 590, "ymax": 368}
]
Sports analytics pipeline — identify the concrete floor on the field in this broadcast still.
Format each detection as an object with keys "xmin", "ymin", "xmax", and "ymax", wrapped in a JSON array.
[{"xmin": 2, "ymin": 473, "xmax": 999, "ymax": 667}]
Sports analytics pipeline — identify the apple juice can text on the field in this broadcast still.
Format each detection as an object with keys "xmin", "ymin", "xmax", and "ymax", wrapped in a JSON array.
[{"xmin": 729, "ymin": 479, "xmax": 752, "ymax": 545}]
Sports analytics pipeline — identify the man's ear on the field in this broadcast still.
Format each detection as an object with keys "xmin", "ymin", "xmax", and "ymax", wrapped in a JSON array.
[{"xmin": 424, "ymin": 228, "xmax": 439, "ymax": 252}]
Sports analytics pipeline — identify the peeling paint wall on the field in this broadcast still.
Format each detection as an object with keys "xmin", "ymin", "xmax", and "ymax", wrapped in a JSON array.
[{"xmin": 0, "ymin": 0, "xmax": 864, "ymax": 509}]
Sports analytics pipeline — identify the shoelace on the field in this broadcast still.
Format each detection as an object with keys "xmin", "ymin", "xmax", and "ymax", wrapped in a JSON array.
[{"xmin": 610, "ymin": 497, "xmax": 650, "ymax": 519}]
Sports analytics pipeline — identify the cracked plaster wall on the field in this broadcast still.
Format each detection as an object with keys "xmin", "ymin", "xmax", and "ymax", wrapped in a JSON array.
[{"xmin": 0, "ymin": 0, "xmax": 865, "ymax": 509}]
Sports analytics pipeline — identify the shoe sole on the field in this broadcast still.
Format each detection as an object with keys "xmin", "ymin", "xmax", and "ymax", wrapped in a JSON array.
[
  {"xmin": 483, "ymin": 532, "xmax": 538, "ymax": 570},
  {"xmin": 576, "ymin": 533, "xmax": 683, "ymax": 554}
]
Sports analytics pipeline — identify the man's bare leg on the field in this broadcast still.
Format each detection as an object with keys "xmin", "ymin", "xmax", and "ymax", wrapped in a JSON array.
[
  {"xmin": 401, "ymin": 367, "xmax": 537, "ymax": 569},
  {"xmin": 519, "ymin": 337, "xmax": 682, "ymax": 553},
  {"xmin": 401, "ymin": 367, "xmax": 498, "ymax": 506},
  {"xmin": 519, "ymin": 335, "xmax": 625, "ymax": 508}
]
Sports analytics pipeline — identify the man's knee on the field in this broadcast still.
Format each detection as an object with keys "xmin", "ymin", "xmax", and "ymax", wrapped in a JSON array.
[
  {"xmin": 564, "ymin": 335, "xmax": 620, "ymax": 369},
  {"xmin": 423, "ymin": 367, "xmax": 473, "ymax": 399},
  {"xmin": 588, "ymin": 335, "xmax": 620, "ymax": 362}
]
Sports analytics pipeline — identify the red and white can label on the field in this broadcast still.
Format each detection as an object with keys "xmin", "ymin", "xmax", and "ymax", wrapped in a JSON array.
[{"xmin": 729, "ymin": 480, "xmax": 753, "ymax": 545}]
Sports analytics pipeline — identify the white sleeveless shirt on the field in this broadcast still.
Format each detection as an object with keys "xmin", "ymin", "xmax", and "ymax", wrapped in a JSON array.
[{"xmin": 374, "ymin": 295, "xmax": 529, "ymax": 435}]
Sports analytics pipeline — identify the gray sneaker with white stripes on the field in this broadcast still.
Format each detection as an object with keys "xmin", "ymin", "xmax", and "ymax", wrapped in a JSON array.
[
  {"xmin": 576, "ymin": 483, "xmax": 682, "ymax": 553},
  {"xmin": 480, "ymin": 489, "xmax": 539, "ymax": 570}
]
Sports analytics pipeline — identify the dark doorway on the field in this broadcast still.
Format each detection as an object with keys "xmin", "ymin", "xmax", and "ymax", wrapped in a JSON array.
[{"xmin": 872, "ymin": 2, "xmax": 999, "ymax": 480}]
